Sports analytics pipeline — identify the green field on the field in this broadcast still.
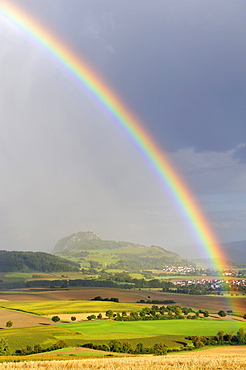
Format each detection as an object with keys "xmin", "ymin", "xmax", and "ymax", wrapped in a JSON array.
[
  {"xmin": 0, "ymin": 319, "xmax": 245, "ymax": 353},
  {"xmin": 0, "ymin": 326, "xmax": 75, "ymax": 350},
  {"xmin": 0, "ymin": 300, "xmax": 141, "ymax": 315},
  {"xmin": 62, "ymin": 319, "xmax": 246, "ymax": 338}
]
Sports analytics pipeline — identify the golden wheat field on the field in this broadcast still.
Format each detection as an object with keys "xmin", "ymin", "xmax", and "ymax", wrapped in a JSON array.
[{"xmin": 0, "ymin": 352, "xmax": 245, "ymax": 370}]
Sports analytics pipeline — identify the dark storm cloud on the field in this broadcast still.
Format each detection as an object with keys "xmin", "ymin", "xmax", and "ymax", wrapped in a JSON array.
[
  {"xmin": 0, "ymin": 0, "xmax": 245, "ymax": 253},
  {"xmin": 11, "ymin": 1, "xmax": 246, "ymax": 152}
]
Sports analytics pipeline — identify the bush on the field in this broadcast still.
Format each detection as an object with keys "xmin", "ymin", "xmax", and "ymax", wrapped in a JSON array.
[
  {"xmin": 218, "ymin": 310, "xmax": 226, "ymax": 317},
  {"xmin": 51, "ymin": 315, "xmax": 60, "ymax": 323},
  {"xmin": 153, "ymin": 343, "xmax": 167, "ymax": 355},
  {"xmin": 5, "ymin": 320, "xmax": 13, "ymax": 328}
]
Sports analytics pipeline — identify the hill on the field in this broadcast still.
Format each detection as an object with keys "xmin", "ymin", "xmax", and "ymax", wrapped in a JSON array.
[
  {"xmin": 53, "ymin": 231, "xmax": 194, "ymax": 271},
  {"xmin": 0, "ymin": 250, "xmax": 80, "ymax": 272}
]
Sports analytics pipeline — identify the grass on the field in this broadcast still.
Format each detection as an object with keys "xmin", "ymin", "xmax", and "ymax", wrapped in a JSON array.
[
  {"xmin": 0, "ymin": 326, "xmax": 77, "ymax": 351},
  {"xmin": 5, "ymin": 273, "xmax": 33, "ymax": 279},
  {"xmin": 0, "ymin": 323, "xmax": 188, "ymax": 351},
  {"xmin": 33, "ymin": 347, "xmax": 119, "ymax": 357},
  {"xmin": 0, "ymin": 300, "xmax": 141, "ymax": 315},
  {"xmin": 1, "ymin": 318, "xmax": 244, "ymax": 352},
  {"xmin": 62, "ymin": 318, "xmax": 246, "ymax": 338}
]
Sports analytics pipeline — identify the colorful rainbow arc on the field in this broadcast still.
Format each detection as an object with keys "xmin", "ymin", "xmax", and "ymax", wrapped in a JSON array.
[{"xmin": 0, "ymin": 2, "xmax": 228, "ymax": 270}]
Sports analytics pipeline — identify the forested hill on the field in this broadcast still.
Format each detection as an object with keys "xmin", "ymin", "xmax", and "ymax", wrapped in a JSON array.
[
  {"xmin": 53, "ymin": 231, "xmax": 193, "ymax": 270},
  {"xmin": 0, "ymin": 250, "xmax": 80, "ymax": 272}
]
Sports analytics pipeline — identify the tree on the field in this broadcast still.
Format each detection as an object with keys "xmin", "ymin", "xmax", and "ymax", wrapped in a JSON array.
[
  {"xmin": 71, "ymin": 316, "xmax": 76, "ymax": 321},
  {"xmin": 237, "ymin": 328, "xmax": 246, "ymax": 344},
  {"xmin": 33, "ymin": 344, "xmax": 42, "ymax": 353},
  {"xmin": 203, "ymin": 310, "xmax": 209, "ymax": 317},
  {"xmin": 51, "ymin": 315, "xmax": 60, "ymax": 323},
  {"xmin": 218, "ymin": 310, "xmax": 226, "ymax": 317},
  {"xmin": 136, "ymin": 343, "xmax": 144, "ymax": 354},
  {"xmin": 192, "ymin": 336, "xmax": 204, "ymax": 348},
  {"xmin": 106, "ymin": 310, "xmax": 114, "ymax": 319},
  {"xmin": 216, "ymin": 330, "xmax": 224, "ymax": 344},
  {"xmin": 5, "ymin": 320, "xmax": 13, "ymax": 328},
  {"xmin": 109, "ymin": 340, "xmax": 122, "ymax": 352},
  {"xmin": 87, "ymin": 314, "xmax": 96, "ymax": 320},
  {"xmin": 153, "ymin": 343, "xmax": 167, "ymax": 355},
  {"xmin": 174, "ymin": 307, "xmax": 182, "ymax": 316},
  {"xmin": 0, "ymin": 338, "xmax": 10, "ymax": 355},
  {"xmin": 121, "ymin": 341, "xmax": 134, "ymax": 353},
  {"xmin": 97, "ymin": 313, "xmax": 102, "ymax": 319}
]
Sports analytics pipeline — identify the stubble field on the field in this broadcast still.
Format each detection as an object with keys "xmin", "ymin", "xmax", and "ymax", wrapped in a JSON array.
[{"xmin": 0, "ymin": 351, "xmax": 245, "ymax": 370}]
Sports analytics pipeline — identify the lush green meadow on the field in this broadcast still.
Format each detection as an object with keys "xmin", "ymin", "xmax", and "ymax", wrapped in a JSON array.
[
  {"xmin": 0, "ymin": 300, "xmax": 141, "ymax": 315},
  {"xmin": 62, "ymin": 319, "xmax": 246, "ymax": 338},
  {"xmin": 0, "ymin": 318, "xmax": 245, "ymax": 353},
  {"xmin": 0, "ymin": 326, "xmax": 75, "ymax": 351}
]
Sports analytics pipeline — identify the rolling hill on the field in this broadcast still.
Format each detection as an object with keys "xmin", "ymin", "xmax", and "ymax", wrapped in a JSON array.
[
  {"xmin": 53, "ymin": 231, "xmax": 194, "ymax": 271},
  {"xmin": 0, "ymin": 250, "xmax": 80, "ymax": 272}
]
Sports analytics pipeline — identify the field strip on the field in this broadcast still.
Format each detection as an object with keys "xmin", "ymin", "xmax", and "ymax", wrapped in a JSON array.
[
  {"xmin": 0, "ymin": 300, "xmax": 141, "ymax": 315},
  {"xmin": 0, "ymin": 353, "xmax": 245, "ymax": 369}
]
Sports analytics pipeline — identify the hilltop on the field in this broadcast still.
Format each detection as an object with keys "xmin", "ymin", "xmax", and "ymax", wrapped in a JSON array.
[{"xmin": 53, "ymin": 231, "xmax": 194, "ymax": 271}]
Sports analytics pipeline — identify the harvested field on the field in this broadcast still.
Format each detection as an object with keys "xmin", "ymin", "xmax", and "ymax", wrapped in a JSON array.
[
  {"xmin": 139, "ymin": 290, "xmax": 246, "ymax": 315},
  {"xmin": 0, "ymin": 309, "xmax": 52, "ymax": 328},
  {"xmin": 0, "ymin": 293, "xmax": 56, "ymax": 302},
  {"xmin": 193, "ymin": 346, "xmax": 246, "ymax": 355},
  {"xmin": 1, "ymin": 288, "xmax": 245, "ymax": 315},
  {"xmin": 45, "ymin": 312, "xmax": 107, "ymax": 321},
  {"xmin": 0, "ymin": 352, "xmax": 245, "ymax": 369},
  {"xmin": 37, "ymin": 288, "xmax": 145, "ymax": 302}
]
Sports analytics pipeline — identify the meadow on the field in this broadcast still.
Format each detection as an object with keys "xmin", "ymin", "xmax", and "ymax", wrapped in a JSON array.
[
  {"xmin": 63, "ymin": 319, "xmax": 246, "ymax": 337},
  {"xmin": 0, "ymin": 315, "xmax": 245, "ymax": 352}
]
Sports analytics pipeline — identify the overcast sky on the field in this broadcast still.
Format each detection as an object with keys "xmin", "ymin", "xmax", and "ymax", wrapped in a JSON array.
[{"xmin": 0, "ymin": 0, "xmax": 245, "ymax": 258}]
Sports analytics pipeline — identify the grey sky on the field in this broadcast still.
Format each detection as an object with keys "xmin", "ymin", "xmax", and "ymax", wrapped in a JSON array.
[{"xmin": 0, "ymin": 0, "xmax": 245, "ymax": 257}]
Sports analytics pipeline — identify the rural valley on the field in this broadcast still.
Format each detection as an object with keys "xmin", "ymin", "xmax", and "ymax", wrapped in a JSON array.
[{"xmin": 0, "ymin": 232, "xmax": 245, "ymax": 368}]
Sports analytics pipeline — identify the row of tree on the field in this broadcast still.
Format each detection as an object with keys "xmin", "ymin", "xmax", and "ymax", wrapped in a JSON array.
[
  {"xmin": 81, "ymin": 328, "xmax": 246, "ymax": 355},
  {"xmin": 86, "ymin": 305, "xmax": 229, "ymax": 321},
  {"xmin": 190, "ymin": 327, "xmax": 246, "ymax": 347},
  {"xmin": 82, "ymin": 340, "xmax": 168, "ymax": 355}
]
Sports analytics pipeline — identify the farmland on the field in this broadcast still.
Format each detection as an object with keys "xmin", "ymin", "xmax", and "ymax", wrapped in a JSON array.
[
  {"xmin": 0, "ymin": 284, "xmax": 245, "ymax": 365},
  {"xmin": 0, "ymin": 300, "xmax": 141, "ymax": 315},
  {"xmin": 0, "ymin": 351, "xmax": 245, "ymax": 370},
  {"xmin": 1, "ymin": 287, "xmax": 245, "ymax": 315},
  {"xmin": 63, "ymin": 319, "xmax": 246, "ymax": 337},
  {"xmin": 0, "ymin": 309, "xmax": 245, "ymax": 352}
]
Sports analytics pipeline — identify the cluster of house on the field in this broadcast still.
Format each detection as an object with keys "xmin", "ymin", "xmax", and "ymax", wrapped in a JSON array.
[
  {"xmin": 162, "ymin": 265, "xmax": 197, "ymax": 273},
  {"xmin": 172, "ymin": 278, "xmax": 245, "ymax": 291}
]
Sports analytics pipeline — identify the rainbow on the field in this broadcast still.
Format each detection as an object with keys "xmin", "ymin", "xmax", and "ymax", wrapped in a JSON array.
[{"xmin": 0, "ymin": 2, "xmax": 228, "ymax": 271}]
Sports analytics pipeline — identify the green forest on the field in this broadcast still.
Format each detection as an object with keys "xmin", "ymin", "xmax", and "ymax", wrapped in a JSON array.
[{"xmin": 0, "ymin": 250, "xmax": 80, "ymax": 273}]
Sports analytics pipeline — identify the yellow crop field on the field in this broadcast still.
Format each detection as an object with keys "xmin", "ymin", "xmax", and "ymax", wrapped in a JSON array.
[
  {"xmin": 0, "ymin": 300, "xmax": 141, "ymax": 315},
  {"xmin": 0, "ymin": 352, "xmax": 245, "ymax": 369}
]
